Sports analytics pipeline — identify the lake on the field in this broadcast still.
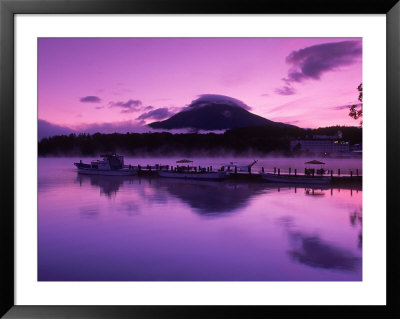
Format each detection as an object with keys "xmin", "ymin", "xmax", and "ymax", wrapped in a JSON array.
[{"xmin": 38, "ymin": 157, "xmax": 362, "ymax": 281}]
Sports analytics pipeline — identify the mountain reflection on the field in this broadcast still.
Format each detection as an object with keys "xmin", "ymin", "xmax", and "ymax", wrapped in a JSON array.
[
  {"xmin": 157, "ymin": 180, "xmax": 341, "ymax": 215},
  {"xmin": 153, "ymin": 179, "xmax": 273, "ymax": 215},
  {"xmin": 76, "ymin": 175, "xmax": 135, "ymax": 197},
  {"xmin": 75, "ymin": 174, "xmax": 359, "ymax": 217}
]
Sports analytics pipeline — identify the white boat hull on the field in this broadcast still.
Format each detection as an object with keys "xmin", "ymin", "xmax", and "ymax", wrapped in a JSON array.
[
  {"xmin": 158, "ymin": 170, "xmax": 227, "ymax": 180},
  {"xmin": 77, "ymin": 168, "xmax": 137, "ymax": 176},
  {"xmin": 261, "ymin": 173, "xmax": 331, "ymax": 185}
]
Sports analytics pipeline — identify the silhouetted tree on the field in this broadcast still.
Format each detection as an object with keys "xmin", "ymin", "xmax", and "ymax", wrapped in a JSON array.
[{"xmin": 349, "ymin": 83, "xmax": 362, "ymax": 124}]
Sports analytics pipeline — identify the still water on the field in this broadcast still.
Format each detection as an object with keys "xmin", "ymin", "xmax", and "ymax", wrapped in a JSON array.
[{"xmin": 38, "ymin": 157, "xmax": 362, "ymax": 281}]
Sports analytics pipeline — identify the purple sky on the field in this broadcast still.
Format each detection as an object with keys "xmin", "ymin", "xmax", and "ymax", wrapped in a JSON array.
[{"xmin": 38, "ymin": 38, "xmax": 362, "ymax": 137}]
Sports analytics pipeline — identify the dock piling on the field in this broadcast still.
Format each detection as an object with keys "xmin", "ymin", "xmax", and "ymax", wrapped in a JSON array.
[
  {"xmin": 338, "ymin": 169, "xmax": 341, "ymax": 176},
  {"xmin": 295, "ymin": 169, "xmax": 297, "ymax": 176},
  {"xmin": 289, "ymin": 168, "xmax": 291, "ymax": 175},
  {"xmin": 278, "ymin": 168, "xmax": 280, "ymax": 176}
]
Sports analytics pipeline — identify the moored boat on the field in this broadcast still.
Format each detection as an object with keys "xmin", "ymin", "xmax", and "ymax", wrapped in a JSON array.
[
  {"xmin": 221, "ymin": 160, "xmax": 258, "ymax": 174},
  {"xmin": 74, "ymin": 153, "xmax": 137, "ymax": 176},
  {"xmin": 260, "ymin": 159, "xmax": 331, "ymax": 185}
]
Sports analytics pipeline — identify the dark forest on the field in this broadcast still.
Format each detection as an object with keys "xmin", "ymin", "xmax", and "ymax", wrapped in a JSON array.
[{"xmin": 38, "ymin": 125, "xmax": 362, "ymax": 157}]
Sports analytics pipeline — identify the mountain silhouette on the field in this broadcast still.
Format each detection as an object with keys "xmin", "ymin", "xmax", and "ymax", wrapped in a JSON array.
[{"xmin": 148, "ymin": 94, "xmax": 295, "ymax": 130}]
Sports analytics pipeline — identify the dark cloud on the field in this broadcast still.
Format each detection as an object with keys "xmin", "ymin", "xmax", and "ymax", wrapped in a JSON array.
[
  {"xmin": 137, "ymin": 107, "xmax": 175, "ymax": 120},
  {"xmin": 284, "ymin": 40, "xmax": 362, "ymax": 83},
  {"xmin": 95, "ymin": 106, "xmax": 104, "ymax": 110},
  {"xmin": 80, "ymin": 96, "xmax": 101, "ymax": 103},
  {"xmin": 38, "ymin": 119, "xmax": 74, "ymax": 141},
  {"xmin": 275, "ymin": 86, "xmax": 296, "ymax": 96},
  {"xmin": 109, "ymin": 99, "xmax": 142, "ymax": 113},
  {"xmin": 144, "ymin": 105, "xmax": 154, "ymax": 111}
]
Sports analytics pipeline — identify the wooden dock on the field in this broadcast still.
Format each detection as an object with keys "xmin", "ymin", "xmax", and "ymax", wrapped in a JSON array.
[{"xmin": 135, "ymin": 166, "xmax": 362, "ymax": 187}]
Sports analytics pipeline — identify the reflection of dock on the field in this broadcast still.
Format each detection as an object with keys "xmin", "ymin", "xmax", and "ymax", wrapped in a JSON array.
[
  {"xmin": 76, "ymin": 174, "xmax": 135, "ymax": 197},
  {"xmin": 135, "ymin": 169, "xmax": 361, "ymax": 188},
  {"xmin": 331, "ymin": 176, "xmax": 362, "ymax": 188},
  {"xmin": 75, "ymin": 174, "xmax": 361, "ymax": 216}
]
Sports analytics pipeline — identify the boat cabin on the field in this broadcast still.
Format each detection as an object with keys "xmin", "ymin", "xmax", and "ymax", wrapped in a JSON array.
[
  {"xmin": 220, "ymin": 160, "xmax": 258, "ymax": 172},
  {"xmin": 90, "ymin": 153, "xmax": 124, "ymax": 170}
]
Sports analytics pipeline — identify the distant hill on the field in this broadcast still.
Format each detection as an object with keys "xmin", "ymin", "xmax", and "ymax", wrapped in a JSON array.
[{"xmin": 148, "ymin": 94, "xmax": 296, "ymax": 130}]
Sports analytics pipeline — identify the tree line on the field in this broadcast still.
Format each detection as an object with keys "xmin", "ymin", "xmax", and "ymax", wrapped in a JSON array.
[{"xmin": 38, "ymin": 125, "xmax": 362, "ymax": 157}]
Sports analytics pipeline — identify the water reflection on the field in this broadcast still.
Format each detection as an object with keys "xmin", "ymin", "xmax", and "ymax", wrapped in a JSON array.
[
  {"xmin": 76, "ymin": 174, "xmax": 361, "ymax": 217},
  {"xmin": 76, "ymin": 175, "xmax": 135, "ymax": 197},
  {"xmin": 287, "ymin": 233, "xmax": 361, "ymax": 271},
  {"xmin": 39, "ymin": 159, "xmax": 363, "ymax": 281},
  {"xmin": 349, "ymin": 208, "xmax": 363, "ymax": 249},
  {"xmin": 279, "ymin": 217, "xmax": 361, "ymax": 272},
  {"xmin": 79, "ymin": 206, "xmax": 99, "ymax": 219},
  {"xmin": 154, "ymin": 179, "xmax": 268, "ymax": 215}
]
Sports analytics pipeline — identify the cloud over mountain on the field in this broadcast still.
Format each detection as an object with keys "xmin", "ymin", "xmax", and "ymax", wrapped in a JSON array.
[
  {"xmin": 137, "ymin": 107, "xmax": 175, "ymax": 120},
  {"xmin": 186, "ymin": 94, "xmax": 252, "ymax": 111},
  {"xmin": 149, "ymin": 94, "xmax": 295, "ymax": 130}
]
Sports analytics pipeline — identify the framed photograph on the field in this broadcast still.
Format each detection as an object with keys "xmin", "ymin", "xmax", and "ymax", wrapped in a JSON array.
[{"xmin": 1, "ymin": 0, "xmax": 399, "ymax": 318}]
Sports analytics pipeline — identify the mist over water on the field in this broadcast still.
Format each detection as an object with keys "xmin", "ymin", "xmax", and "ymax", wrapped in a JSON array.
[{"xmin": 38, "ymin": 157, "xmax": 362, "ymax": 281}]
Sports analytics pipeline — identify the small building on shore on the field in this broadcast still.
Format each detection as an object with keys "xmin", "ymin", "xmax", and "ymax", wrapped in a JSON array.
[{"xmin": 290, "ymin": 133, "xmax": 350, "ymax": 155}]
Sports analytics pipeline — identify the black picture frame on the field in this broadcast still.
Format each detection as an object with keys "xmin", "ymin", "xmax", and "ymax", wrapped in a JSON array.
[{"xmin": 1, "ymin": 0, "xmax": 399, "ymax": 318}]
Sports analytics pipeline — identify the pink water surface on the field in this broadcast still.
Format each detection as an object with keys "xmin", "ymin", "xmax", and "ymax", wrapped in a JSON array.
[{"xmin": 38, "ymin": 157, "xmax": 362, "ymax": 281}]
